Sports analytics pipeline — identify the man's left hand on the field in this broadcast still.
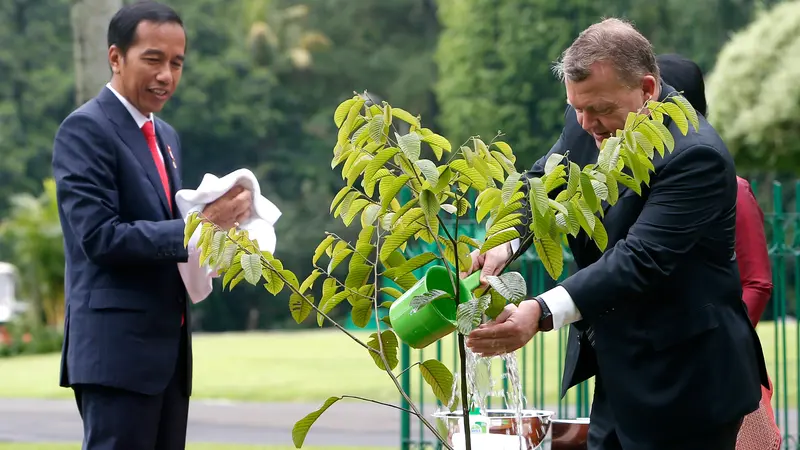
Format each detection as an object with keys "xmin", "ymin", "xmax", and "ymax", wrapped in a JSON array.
[{"xmin": 466, "ymin": 299, "xmax": 541, "ymax": 357}]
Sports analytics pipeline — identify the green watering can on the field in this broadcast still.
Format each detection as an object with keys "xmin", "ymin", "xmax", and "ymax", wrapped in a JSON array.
[{"xmin": 389, "ymin": 265, "xmax": 482, "ymax": 349}]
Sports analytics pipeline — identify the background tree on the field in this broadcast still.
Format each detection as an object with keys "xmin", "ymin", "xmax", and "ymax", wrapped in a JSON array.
[
  {"xmin": 705, "ymin": 0, "xmax": 800, "ymax": 174},
  {"xmin": 71, "ymin": 0, "xmax": 122, "ymax": 105}
]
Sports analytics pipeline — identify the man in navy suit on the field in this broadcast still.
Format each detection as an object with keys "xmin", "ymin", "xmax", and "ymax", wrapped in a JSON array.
[{"xmin": 52, "ymin": 2, "xmax": 251, "ymax": 449}]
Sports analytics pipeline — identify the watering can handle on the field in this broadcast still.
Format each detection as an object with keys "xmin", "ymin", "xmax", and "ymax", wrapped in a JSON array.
[{"xmin": 462, "ymin": 270, "xmax": 483, "ymax": 292}]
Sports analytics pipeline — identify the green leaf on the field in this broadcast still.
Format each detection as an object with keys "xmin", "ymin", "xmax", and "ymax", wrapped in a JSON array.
[
  {"xmin": 421, "ymin": 133, "xmax": 452, "ymax": 153},
  {"xmin": 183, "ymin": 213, "xmax": 202, "ymax": 247},
  {"xmin": 228, "ymin": 271, "xmax": 246, "ymax": 291},
  {"xmin": 613, "ymin": 170, "xmax": 642, "ymax": 195},
  {"xmin": 329, "ymin": 186, "xmax": 351, "ymax": 213},
  {"xmin": 565, "ymin": 200, "xmax": 581, "ymax": 236},
  {"xmin": 345, "ymin": 243, "xmax": 374, "ymax": 289},
  {"xmin": 351, "ymin": 298, "xmax": 373, "ymax": 328},
  {"xmin": 528, "ymin": 177, "xmax": 549, "ymax": 216},
  {"xmin": 458, "ymin": 235, "xmax": 481, "ymax": 249},
  {"xmin": 300, "ymin": 269, "xmax": 323, "ymax": 294},
  {"xmin": 640, "ymin": 121, "xmax": 667, "ymax": 157},
  {"xmin": 360, "ymin": 204, "xmax": 381, "ymax": 227},
  {"xmin": 593, "ymin": 218, "xmax": 609, "ymax": 252},
  {"xmin": 367, "ymin": 115, "xmax": 385, "ymax": 142},
  {"xmin": 658, "ymin": 102, "xmax": 687, "ymax": 135},
  {"xmin": 591, "ymin": 179, "xmax": 608, "ymax": 201},
  {"xmin": 223, "ymin": 262, "xmax": 242, "ymax": 289},
  {"xmin": 364, "ymin": 147, "xmax": 399, "ymax": 183},
  {"xmin": 580, "ymin": 172, "xmax": 599, "ymax": 212},
  {"xmin": 289, "ymin": 293, "xmax": 313, "ymax": 324},
  {"xmin": 632, "ymin": 131, "xmax": 654, "ymax": 159},
  {"xmin": 574, "ymin": 197, "xmax": 595, "ymax": 235},
  {"xmin": 419, "ymin": 360, "xmax": 455, "ymax": 406},
  {"xmin": 544, "ymin": 153, "xmax": 565, "ymax": 175},
  {"xmin": 415, "ymin": 159, "xmax": 440, "ymax": 187},
  {"xmin": 241, "ymin": 253, "xmax": 262, "ymax": 285},
  {"xmin": 487, "ymin": 213, "xmax": 523, "ymax": 236},
  {"xmin": 484, "ymin": 290, "xmax": 508, "ymax": 319},
  {"xmin": 392, "ymin": 252, "xmax": 438, "ymax": 280},
  {"xmin": 486, "ymin": 272, "xmax": 527, "ymax": 303},
  {"xmin": 671, "ymin": 95, "xmax": 700, "ymax": 132},
  {"xmin": 566, "ymin": 162, "xmax": 580, "ymax": 197},
  {"xmin": 292, "ymin": 396, "xmax": 341, "ymax": 448},
  {"xmin": 410, "ymin": 289, "xmax": 451, "ymax": 312},
  {"xmin": 397, "ymin": 132, "xmax": 421, "ymax": 162},
  {"xmin": 367, "ymin": 330, "xmax": 400, "ymax": 371},
  {"xmin": 419, "ymin": 189, "xmax": 439, "ymax": 222},
  {"xmin": 501, "ymin": 172, "xmax": 522, "ymax": 204},
  {"xmin": 379, "ymin": 175, "xmax": 411, "ymax": 213},
  {"xmin": 449, "ymin": 160, "xmax": 488, "ymax": 190},
  {"xmin": 219, "ymin": 242, "xmax": 238, "ymax": 269},
  {"xmin": 390, "ymin": 107, "xmax": 421, "ymax": 128},
  {"xmin": 328, "ymin": 241, "xmax": 353, "ymax": 273},
  {"xmin": 480, "ymin": 228, "xmax": 520, "ymax": 254},
  {"xmin": 605, "ymin": 171, "xmax": 619, "ymax": 205},
  {"xmin": 264, "ymin": 271, "xmax": 285, "ymax": 295},
  {"xmin": 380, "ymin": 287, "xmax": 403, "ymax": 299},
  {"xmin": 534, "ymin": 236, "xmax": 564, "ymax": 280},
  {"xmin": 380, "ymin": 221, "xmax": 425, "ymax": 262},
  {"xmin": 456, "ymin": 294, "xmax": 491, "ymax": 334},
  {"xmin": 334, "ymin": 98, "xmax": 357, "ymax": 127},
  {"xmin": 491, "ymin": 141, "xmax": 515, "ymax": 162},
  {"xmin": 318, "ymin": 290, "xmax": 350, "ymax": 319},
  {"xmin": 432, "ymin": 167, "xmax": 453, "ymax": 193},
  {"xmin": 316, "ymin": 278, "xmax": 339, "ymax": 326},
  {"xmin": 544, "ymin": 165, "xmax": 566, "ymax": 193}
]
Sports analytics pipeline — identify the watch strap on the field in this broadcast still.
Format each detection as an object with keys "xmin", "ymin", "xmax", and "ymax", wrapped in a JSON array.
[{"xmin": 534, "ymin": 296, "xmax": 554, "ymax": 332}]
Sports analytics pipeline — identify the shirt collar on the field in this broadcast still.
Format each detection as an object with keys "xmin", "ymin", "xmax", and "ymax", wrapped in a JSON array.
[{"xmin": 105, "ymin": 82, "xmax": 154, "ymax": 129}]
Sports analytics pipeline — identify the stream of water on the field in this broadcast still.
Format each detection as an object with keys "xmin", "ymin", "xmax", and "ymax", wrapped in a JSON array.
[{"xmin": 438, "ymin": 346, "xmax": 530, "ymax": 449}]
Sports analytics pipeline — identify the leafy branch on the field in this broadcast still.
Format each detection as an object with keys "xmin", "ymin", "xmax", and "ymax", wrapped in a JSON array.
[{"xmin": 185, "ymin": 89, "xmax": 699, "ymax": 449}]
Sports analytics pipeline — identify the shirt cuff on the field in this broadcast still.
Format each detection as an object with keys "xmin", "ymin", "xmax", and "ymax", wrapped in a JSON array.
[{"xmin": 538, "ymin": 285, "xmax": 582, "ymax": 330}]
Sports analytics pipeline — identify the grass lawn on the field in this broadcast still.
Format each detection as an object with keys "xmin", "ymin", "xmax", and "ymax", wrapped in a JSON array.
[
  {"xmin": 0, "ymin": 322, "xmax": 796, "ymax": 407},
  {"xmin": 0, "ymin": 445, "xmax": 390, "ymax": 450}
]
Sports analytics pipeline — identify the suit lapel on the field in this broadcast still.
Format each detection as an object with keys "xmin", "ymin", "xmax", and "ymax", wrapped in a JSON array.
[{"xmin": 97, "ymin": 87, "xmax": 172, "ymax": 217}]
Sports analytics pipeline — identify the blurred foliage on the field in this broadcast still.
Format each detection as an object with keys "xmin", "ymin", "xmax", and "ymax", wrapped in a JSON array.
[
  {"xmin": 434, "ymin": 0, "xmax": 764, "ymax": 166},
  {"xmin": 0, "ymin": 179, "xmax": 65, "ymax": 328},
  {"xmin": 706, "ymin": 0, "xmax": 800, "ymax": 173},
  {"xmin": 0, "ymin": 0, "xmax": 777, "ymax": 333}
]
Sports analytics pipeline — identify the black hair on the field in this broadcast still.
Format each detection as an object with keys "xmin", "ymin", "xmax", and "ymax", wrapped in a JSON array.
[
  {"xmin": 656, "ymin": 53, "xmax": 707, "ymax": 117},
  {"xmin": 107, "ymin": 1, "xmax": 185, "ymax": 55}
]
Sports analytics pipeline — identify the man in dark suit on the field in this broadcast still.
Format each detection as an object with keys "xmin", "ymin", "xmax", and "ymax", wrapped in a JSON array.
[
  {"xmin": 464, "ymin": 19, "xmax": 769, "ymax": 449},
  {"xmin": 52, "ymin": 2, "xmax": 251, "ymax": 449}
]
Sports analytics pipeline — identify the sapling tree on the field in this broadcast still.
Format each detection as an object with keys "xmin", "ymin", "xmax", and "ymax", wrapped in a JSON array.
[{"xmin": 184, "ymin": 90, "xmax": 698, "ymax": 449}]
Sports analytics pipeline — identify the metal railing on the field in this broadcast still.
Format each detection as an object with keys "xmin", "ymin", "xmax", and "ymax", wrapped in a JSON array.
[{"xmin": 386, "ymin": 180, "xmax": 800, "ymax": 449}]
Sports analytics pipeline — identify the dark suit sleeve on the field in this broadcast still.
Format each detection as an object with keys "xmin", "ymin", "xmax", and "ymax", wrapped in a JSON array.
[
  {"xmin": 560, "ymin": 144, "xmax": 731, "ymax": 321},
  {"xmin": 53, "ymin": 112, "xmax": 189, "ymax": 265}
]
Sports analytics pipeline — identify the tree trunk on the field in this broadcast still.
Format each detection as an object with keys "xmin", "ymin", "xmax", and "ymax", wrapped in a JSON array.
[{"xmin": 71, "ymin": 0, "xmax": 122, "ymax": 105}]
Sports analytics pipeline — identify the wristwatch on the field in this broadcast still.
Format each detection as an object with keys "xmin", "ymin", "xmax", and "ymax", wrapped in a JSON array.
[{"xmin": 533, "ymin": 296, "xmax": 553, "ymax": 332}]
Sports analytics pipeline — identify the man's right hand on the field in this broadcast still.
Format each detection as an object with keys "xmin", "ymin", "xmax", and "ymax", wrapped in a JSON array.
[
  {"xmin": 459, "ymin": 242, "xmax": 512, "ymax": 288},
  {"xmin": 201, "ymin": 185, "xmax": 252, "ymax": 230}
]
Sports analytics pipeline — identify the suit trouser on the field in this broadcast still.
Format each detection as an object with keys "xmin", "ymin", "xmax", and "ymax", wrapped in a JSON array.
[
  {"xmin": 73, "ymin": 329, "xmax": 189, "ymax": 450},
  {"xmin": 589, "ymin": 376, "xmax": 743, "ymax": 450}
]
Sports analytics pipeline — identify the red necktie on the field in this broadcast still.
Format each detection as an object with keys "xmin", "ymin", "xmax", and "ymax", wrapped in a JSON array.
[
  {"xmin": 141, "ymin": 120, "xmax": 184, "ymax": 327},
  {"xmin": 141, "ymin": 120, "xmax": 172, "ymax": 212}
]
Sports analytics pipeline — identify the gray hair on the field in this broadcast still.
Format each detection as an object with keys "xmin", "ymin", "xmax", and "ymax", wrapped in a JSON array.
[{"xmin": 553, "ymin": 18, "xmax": 660, "ymax": 88}]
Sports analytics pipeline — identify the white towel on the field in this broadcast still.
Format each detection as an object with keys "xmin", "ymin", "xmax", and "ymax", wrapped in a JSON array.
[{"xmin": 174, "ymin": 169, "xmax": 282, "ymax": 303}]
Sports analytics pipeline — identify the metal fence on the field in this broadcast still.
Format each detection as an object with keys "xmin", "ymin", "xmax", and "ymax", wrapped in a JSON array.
[{"xmin": 386, "ymin": 180, "xmax": 800, "ymax": 449}]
